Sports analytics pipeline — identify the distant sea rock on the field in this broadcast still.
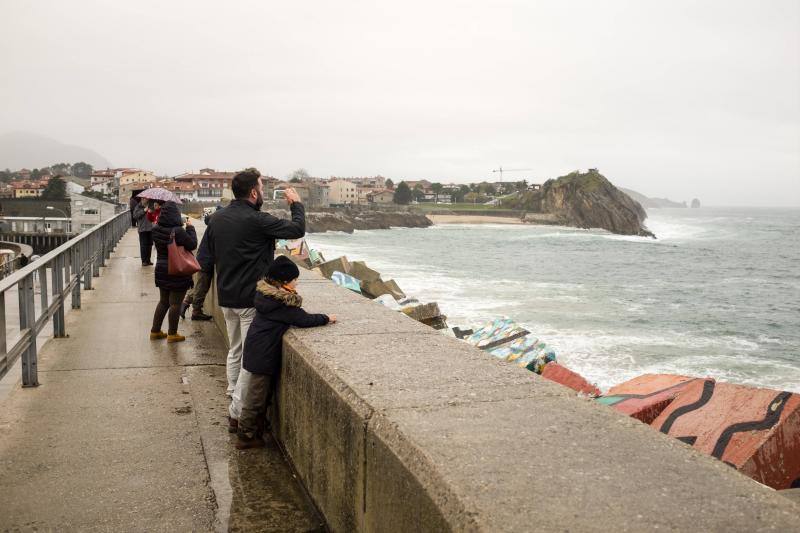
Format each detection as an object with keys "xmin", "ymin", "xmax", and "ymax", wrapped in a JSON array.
[
  {"xmin": 505, "ymin": 170, "xmax": 655, "ymax": 238},
  {"xmin": 620, "ymin": 187, "xmax": 687, "ymax": 209},
  {"xmin": 691, "ymin": 198, "xmax": 701, "ymax": 208},
  {"xmin": 0, "ymin": 131, "xmax": 112, "ymax": 169},
  {"xmin": 267, "ymin": 209, "xmax": 432, "ymax": 233}
]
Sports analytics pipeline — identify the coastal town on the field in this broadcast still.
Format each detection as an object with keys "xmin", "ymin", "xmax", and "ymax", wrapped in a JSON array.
[{"xmin": 0, "ymin": 164, "xmax": 536, "ymax": 209}]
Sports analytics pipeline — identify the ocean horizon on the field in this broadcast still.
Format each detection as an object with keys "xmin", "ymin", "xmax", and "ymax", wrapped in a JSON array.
[{"xmin": 307, "ymin": 207, "xmax": 800, "ymax": 394}]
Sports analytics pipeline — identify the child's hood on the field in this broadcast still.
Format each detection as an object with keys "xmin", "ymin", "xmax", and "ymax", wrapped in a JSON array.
[{"xmin": 255, "ymin": 280, "xmax": 303, "ymax": 308}]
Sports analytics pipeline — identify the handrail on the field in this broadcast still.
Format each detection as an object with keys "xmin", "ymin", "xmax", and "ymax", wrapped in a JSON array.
[{"xmin": 0, "ymin": 211, "xmax": 131, "ymax": 386}]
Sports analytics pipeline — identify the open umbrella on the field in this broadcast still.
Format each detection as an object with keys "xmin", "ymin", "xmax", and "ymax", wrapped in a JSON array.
[{"xmin": 137, "ymin": 187, "xmax": 182, "ymax": 204}]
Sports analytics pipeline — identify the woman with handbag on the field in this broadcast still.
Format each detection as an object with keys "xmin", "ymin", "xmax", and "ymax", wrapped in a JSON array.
[{"xmin": 150, "ymin": 201, "xmax": 198, "ymax": 343}]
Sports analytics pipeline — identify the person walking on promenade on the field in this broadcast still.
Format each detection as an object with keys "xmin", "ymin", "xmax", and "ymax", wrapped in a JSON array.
[
  {"xmin": 132, "ymin": 198, "xmax": 161, "ymax": 266},
  {"xmin": 206, "ymin": 168, "xmax": 304, "ymax": 400},
  {"xmin": 149, "ymin": 201, "xmax": 197, "ymax": 343},
  {"xmin": 180, "ymin": 231, "xmax": 214, "ymax": 321},
  {"xmin": 234, "ymin": 256, "xmax": 335, "ymax": 449}
]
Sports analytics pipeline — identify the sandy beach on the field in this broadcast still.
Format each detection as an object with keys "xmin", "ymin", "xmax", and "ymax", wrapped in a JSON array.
[{"xmin": 426, "ymin": 214, "xmax": 526, "ymax": 225}]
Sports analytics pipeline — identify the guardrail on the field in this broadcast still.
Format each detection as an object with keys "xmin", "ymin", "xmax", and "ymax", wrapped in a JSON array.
[{"xmin": 0, "ymin": 211, "xmax": 130, "ymax": 386}]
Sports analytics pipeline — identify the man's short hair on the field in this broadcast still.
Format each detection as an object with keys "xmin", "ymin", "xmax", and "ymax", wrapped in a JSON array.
[{"xmin": 232, "ymin": 168, "xmax": 261, "ymax": 199}]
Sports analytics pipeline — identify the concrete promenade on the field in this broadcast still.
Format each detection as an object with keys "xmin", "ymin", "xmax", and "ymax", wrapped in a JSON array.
[{"xmin": 0, "ymin": 230, "xmax": 322, "ymax": 532}]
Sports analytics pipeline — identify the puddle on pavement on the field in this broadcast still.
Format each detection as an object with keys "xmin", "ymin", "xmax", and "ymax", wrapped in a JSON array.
[
  {"xmin": 191, "ymin": 366, "xmax": 325, "ymax": 532},
  {"xmin": 209, "ymin": 434, "xmax": 325, "ymax": 533}
]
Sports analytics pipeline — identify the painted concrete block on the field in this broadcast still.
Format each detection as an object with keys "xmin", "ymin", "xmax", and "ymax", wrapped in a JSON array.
[
  {"xmin": 651, "ymin": 380, "xmax": 800, "ymax": 490},
  {"xmin": 541, "ymin": 363, "xmax": 600, "ymax": 397},
  {"xmin": 598, "ymin": 374, "xmax": 705, "ymax": 424}
]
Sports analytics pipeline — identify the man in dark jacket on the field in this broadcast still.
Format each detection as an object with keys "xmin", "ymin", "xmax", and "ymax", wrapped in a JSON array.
[{"xmin": 205, "ymin": 168, "xmax": 304, "ymax": 398}]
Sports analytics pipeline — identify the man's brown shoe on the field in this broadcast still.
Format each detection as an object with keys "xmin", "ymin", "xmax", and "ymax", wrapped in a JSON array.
[
  {"xmin": 167, "ymin": 334, "xmax": 186, "ymax": 343},
  {"xmin": 149, "ymin": 331, "xmax": 167, "ymax": 340},
  {"xmin": 228, "ymin": 417, "xmax": 238, "ymax": 434},
  {"xmin": 235, "ymin": 432, "xmax": 265, "ymax": 450}
]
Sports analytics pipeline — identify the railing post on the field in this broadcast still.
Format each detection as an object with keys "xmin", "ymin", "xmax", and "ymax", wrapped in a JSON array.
[
  {"xmin": 0, "ymin": 293, "xmax": 6, "ymax": 373},
  {"xmin": 71, "ymin": 246, "xmax": 81, "ymax": 308},
  {"xmin": 53, "ymin": 254, "xmax": 66, "ymax": 337},
  {"xmin": 84, "ymin": 242, "xmax": 93, "ymax": 290},
  {"xmin": 18, "ymin": 273, "xmax": 38, "ymax": 387},
  {"xmin": 92, "ymin": 232, "xmax": 100, "ymax": 277},
  {"xmin": 38, "ymin": 265, "xmax": 48, "ymax": 315}
]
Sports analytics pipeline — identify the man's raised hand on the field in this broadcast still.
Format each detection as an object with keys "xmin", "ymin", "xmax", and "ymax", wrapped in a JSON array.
[{"xmin": 284, "ymin": 188, "xmax": 301, "ymax": 204}]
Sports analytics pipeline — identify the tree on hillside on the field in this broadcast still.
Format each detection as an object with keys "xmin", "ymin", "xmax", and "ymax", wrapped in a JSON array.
[
  {"xmin": 385, "ymin": 178, "xmax": 394, "ymax": 190},
  {"xmin": 431, "ymin": 183, "xmax": 443, "ymax": 203},
  {"xmin": 393, "ymin": 181, "xmax": 412, "ymax": 204},
  {"xmin": 516, "ymin": 180, "xmax": 528, "ymax": 192},
  {"xmin": 51, "ymin": 163, "xmax": 71, "ymax": 176},
  {"xmin": 72, "ymin": 162, "xmax": 93, "ymax": 179},
  {"xmin": 42, "ymin": 175, "xmax": 67, "ymax": 200},
  {"xmin": 412, "ymin": 184, "xmax": 425, "ymax": 202},
  {"xmin": 450, "ymin": 184, "xmax": 470, "ymax": 203},
  {"xmin": 288, "ymin": 168, "xmax": 310, "ymax": 182}
]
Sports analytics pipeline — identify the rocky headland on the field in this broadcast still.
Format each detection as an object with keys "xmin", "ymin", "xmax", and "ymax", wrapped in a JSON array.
[
  {"xmin": 268, "ymin": 209, "xmax": 432, "ymax": 233},
  {"xmin": 503, "ymin": 170, "xmax": 655, "ymax": 238}
]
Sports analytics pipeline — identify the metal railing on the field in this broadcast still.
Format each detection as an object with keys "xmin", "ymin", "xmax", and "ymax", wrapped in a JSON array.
[{"xmin": 0, "ymin": 212, "xmax": 131, "ymax": 386}]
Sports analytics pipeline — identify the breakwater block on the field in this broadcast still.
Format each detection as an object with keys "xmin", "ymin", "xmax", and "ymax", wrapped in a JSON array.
[
  {"xmin": 401, "ymin": 302, "xmax": 448, "ymax": 329},
  {"xmin": 541, "ymin": 363, "xmax": 600, "ymax": 396},
  {"xmin": 330, "ymin": 271, "xmax": 362, "ymax": 293},
  {"xmin": 465, "ymin": 318, "xmax": 529, "ymax": 350},
  {"xmin": 597, "ymin": 374, "xmax": 705, "ymax": 424},
  {"xmin": 349, "ymin": 261, "xmax": 382, "ymax": 283},
  {"xmin": 362, "ymin": 279, "xmax": 405, "ymax": 300},
  {"xmin": 318, "ymin": 256, "xmax": 351, "ymax": 279},
  {"xmin": 651, "ymin": 381, "xmax": 800, "ymax": 489}
]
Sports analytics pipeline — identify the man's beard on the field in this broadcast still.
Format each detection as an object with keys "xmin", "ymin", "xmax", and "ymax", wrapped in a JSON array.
[{"xmin": 253, "ymin": 190, "xmax": 264, "ymax": 210}]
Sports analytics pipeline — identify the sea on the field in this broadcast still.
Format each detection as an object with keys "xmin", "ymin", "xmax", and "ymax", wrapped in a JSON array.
[{"xmin": 305, "ymin": 207, "xmax": 800, "ymax": 394}]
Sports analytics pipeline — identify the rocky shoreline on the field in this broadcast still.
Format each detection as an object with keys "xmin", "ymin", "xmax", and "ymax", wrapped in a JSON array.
[{"xmin": 268, "ymin": 209, "xmax": 432, "ymax": 233}]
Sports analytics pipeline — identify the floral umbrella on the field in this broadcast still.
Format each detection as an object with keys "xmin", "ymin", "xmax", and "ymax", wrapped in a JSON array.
[{"xmin": 136, "ymin": 187, "xmax": 182, "ymax": 204}]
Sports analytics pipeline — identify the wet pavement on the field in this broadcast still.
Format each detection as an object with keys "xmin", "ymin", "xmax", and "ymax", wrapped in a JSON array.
[{"xmin": 0, "ymin": 228, "xmax": 323, "ymax": 532}]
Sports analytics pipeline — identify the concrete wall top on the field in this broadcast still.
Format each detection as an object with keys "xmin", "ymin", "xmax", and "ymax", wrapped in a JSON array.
[{"xmin": 271, "ymin": 266, "xmax": 799, "ymax": 532}]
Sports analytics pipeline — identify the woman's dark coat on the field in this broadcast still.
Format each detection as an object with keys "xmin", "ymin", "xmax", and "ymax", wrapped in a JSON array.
[
  {"xmin": 151, "ymin": 202, "xmax": 197, "ymax": 291},
  {"xmin": 242, "ymin": 280, "xmax": 329, "ymax": 375}
]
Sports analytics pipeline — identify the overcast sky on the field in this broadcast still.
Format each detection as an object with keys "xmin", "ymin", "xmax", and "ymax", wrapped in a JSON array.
[{"xmin": 1, "ymin": 0, "xmax": 798, "ymax": 205}]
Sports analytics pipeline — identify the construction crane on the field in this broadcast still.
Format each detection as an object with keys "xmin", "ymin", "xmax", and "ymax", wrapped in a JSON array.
[{"xmin": 491, "ymin": 166, "xmax": 533, "ymax": 182}]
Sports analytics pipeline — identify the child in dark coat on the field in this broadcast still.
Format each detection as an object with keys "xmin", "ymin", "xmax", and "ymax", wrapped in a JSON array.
[{"xmin": 234, "ymin": 255, "xmax": 336, "ymax": 449}]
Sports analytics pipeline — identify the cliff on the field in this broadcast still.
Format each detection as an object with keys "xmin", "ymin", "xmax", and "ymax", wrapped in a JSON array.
[
  {"xmin": 267, "ymin": 209, "xmax": 432, "ymax": 233},
  {"xmin": 504, "ymin": 171, "xmax": 655, "ymax": 238}
]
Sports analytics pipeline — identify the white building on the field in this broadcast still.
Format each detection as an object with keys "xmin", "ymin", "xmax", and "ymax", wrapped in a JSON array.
[{"xmin": 327, "ymin": 180, "xmax": 358, "ymax": 205}]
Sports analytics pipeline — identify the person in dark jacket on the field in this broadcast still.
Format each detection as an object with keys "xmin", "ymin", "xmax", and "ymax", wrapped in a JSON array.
[
  {"xmin": 132, "ymin": 199, "xmax": 161, "ymax": 266},
  {"xmin": 179, "ymin": 230, "xmax": 214, "ymax": 321},
  {"xmin": 149, "ymin": 201, "xmax": 197, "ymax": 343},
  {"xmin": 205, "ymin": 168, "xmax": 305, "ymax": 399},
  {"xmin": 233, "ymin": 256, "xmax": 335, "ymax": 449}
]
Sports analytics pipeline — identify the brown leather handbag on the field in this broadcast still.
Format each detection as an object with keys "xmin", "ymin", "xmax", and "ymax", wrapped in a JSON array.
[{"xmin": 167, "ymin": 229, "xmax": 200, "ymax": 276}]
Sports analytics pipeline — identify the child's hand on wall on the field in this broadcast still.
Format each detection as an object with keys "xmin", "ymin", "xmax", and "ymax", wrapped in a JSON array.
[{"xmin": 328, "ymin": 314, "xmax": 337, "ymax": 323}]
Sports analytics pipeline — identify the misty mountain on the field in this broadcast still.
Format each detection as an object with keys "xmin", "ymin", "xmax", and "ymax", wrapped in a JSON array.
[
  {"xmin": 619, "ymin": 187, "xmax": 686, "ymax": 209},
  {"xmin": 0, "ymin": 131, "xmax": 111, "ymax": 170}
]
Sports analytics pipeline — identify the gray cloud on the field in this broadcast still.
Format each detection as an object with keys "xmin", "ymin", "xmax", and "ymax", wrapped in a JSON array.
[{"xmin": 1, "ymin": 0, "xmax": 798, "ymax": 205}]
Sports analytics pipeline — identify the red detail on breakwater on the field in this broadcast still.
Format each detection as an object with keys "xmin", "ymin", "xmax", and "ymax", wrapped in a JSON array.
[
  {"xmin": 541, "ymin": 362, "xmax": 600, "ymax": 396},
  {"xmin": 605, "ymin": 374, "xmax": 710, "ymax": 424},
  {"xmin": 651, "ymin": 381, "xmax": 800, "ymax": 490}
]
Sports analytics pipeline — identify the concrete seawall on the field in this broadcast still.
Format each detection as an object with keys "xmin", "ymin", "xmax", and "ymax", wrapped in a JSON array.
[{"xmin": 210, "ymin": 267, "xmax": 799, "ymax": 532}]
